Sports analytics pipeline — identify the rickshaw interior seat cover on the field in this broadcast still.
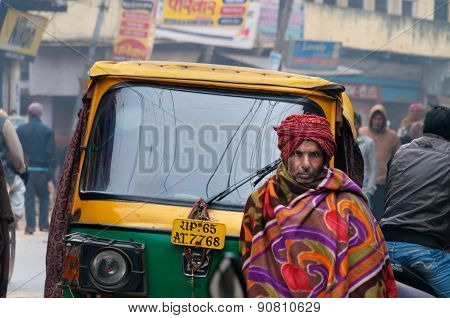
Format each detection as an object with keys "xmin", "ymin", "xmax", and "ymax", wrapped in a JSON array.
[{"xmin": 88, "ymin": 61, "xmax": 345, "ymax": 96}]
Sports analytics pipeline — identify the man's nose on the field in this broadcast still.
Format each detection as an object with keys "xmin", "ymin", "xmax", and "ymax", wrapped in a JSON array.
[{"xmin": 301, "ymin": 156, "xmax": 311, "ymax": 170}]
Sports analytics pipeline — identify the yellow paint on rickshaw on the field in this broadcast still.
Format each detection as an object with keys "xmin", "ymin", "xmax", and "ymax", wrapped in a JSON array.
[
  {"xmin": 75, "ymin": 200, "xmax": 244, "ymax": 237},
  {"xmin": 89, "ymin": 61, "xmax": 341, "ymax": 90}
]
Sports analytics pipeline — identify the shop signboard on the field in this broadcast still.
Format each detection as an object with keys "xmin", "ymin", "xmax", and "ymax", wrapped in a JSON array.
[
  {"xmin": 8, "ymin": 0, "xmax": 68, "ymax": 12},
  {"xmin": 157, "ymin": 1, "xmax": 259, "ymax": 49},
  {"xmin": 342, "ymin": 83, "xmax": 381, "ymax": 101},
  {"xmin": 258, "ymin": 0, "xmax": 278, "ymax": 47},
  {"xmin": 162, "ymin": 0, "xmax": 249, "ymax": 28},
  {"xmin": 257, "ymin": 0, "xmax": 305, "ymax": 47},
  {"xmin": 0, "ymin": 8, "xmax": 48, "ymax": 58},
  {"xmin": 112, "ymin": 0, "xmax": 158, "ymax": 61},
  {"xmin": 284, "ymin": 0, "xmax": 305, "ymax": 41},
  {"xmin": 285, "ymin": 40, "xmax": 341, "ymax": 70}
]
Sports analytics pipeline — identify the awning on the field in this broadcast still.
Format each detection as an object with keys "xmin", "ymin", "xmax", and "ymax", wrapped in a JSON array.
[{"xmin": 219, "ymin": 53, "xmax": 363, "ymax": 76}]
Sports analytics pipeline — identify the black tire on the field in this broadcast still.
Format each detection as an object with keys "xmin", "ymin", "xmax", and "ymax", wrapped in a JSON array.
[{"xmin": 8, "ymin": 221, "xmax": 16, "ymax": 283}]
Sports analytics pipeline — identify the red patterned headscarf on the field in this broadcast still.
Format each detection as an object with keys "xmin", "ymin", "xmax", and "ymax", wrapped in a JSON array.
[{"xmin": 274, "ymin": 114, "xmax": 336, "ymax": 162}]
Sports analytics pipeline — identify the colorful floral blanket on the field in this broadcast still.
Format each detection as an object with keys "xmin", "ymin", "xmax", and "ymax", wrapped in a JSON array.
[{"xmin": 240, "ymin": 164, "xmax": 396, "ymax": 297}]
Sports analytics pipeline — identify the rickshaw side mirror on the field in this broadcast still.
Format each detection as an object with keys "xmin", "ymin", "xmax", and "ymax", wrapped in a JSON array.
[{"xmin": 208, "ymin": 252, "xmax": 246, "ymax": 298}]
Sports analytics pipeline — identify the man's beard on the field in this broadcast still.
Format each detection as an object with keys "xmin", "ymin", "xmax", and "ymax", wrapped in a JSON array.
[
  {"xmin": 372, "ymin": 125, "xmax": 384, "ymax": 133},
  {"xmin": 292, "ymin": 166, "xmax": 324, "ymax": 185}
]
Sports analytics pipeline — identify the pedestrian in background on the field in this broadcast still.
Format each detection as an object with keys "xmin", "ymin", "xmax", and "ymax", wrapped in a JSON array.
[
  {"xmin": 17, "ymin": 103, "xmax": 55, "ymax": 234},
  {"xmin": 354, "ymin": 113, "xmax": 376, "ymax": 205},
  {"xmin": 380, "ymin": 106, "xmax": 450, "ymax": 297},
  {"xmin": 0, "ymin": 109, "xmax": 27, "ymax": 221},
  {"xmin": 400, "ymin": 121, "xmax": 424, "ymax": 145},
  {"xmin": 359, "ymin": 104, "xmax": 400, "ymax": 221},
  {"xmin": 398, "ymin": 103, "xmax": 426, "ymax": 140}
]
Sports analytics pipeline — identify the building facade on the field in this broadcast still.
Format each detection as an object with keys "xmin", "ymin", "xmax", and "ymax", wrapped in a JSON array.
[
  {"xmin": 0, "ymin": 0, "xmax": 66, "ymax": 120},
  {"xmin": 220, "ymin": 0, "xmax": 450, "ymax": 128},
  {"xmin": 305, "ymin": 1, "xmax": 450, "ymax": 127}
]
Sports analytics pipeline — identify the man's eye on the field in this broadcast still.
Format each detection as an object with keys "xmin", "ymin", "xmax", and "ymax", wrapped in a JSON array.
[
  {"xmin": 294, "ymin": 151, "xmax": 302, "ymax": 157},
  {"xmin": 312, "ymin": 152, "xmax": 320, "ymax": 157}
]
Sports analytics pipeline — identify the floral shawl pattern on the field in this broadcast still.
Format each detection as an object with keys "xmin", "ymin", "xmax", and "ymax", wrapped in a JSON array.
[{"xmin": 240, "ymin": 164, "xmax": 396, "ymax": 298}]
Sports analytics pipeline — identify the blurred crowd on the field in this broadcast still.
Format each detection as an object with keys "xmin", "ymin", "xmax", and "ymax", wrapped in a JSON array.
[
  {"xmin": 355, "ymin": 102, "xmax": 430, "ymax": 220},
  {"xmin": 355, "ymin": 103, "xmax": 449, "ymax": 297},
  {"xmin": 0, "ymin": 103, "xmax": 56, "ymax": 235}
]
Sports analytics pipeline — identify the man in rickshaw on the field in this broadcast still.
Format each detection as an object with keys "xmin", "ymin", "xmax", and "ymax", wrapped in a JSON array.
[{"xmin": 240, "ymin": 114, "xmax": 396, "ymax": 297}]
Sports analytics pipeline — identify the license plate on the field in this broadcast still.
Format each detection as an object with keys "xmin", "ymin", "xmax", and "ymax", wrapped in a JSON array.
[{"xmin": 171, "ymin": 219, "xmax": 226, "ymax": 250}]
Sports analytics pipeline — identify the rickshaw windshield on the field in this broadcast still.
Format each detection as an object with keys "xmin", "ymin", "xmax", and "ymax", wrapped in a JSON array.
[{"xmin": 80, "ymin": 84, "xmax": 325, "ymax": 209}]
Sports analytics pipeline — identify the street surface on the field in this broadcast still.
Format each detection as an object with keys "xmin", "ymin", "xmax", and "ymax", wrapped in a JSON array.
[{"xmin": 7, "ymin": 219, "xmax": 47, "ymax": 298}]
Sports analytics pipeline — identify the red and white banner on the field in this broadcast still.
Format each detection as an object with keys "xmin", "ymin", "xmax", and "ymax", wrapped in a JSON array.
[{"xmin": 113, "ymin": 0, "xmax": 158, "ymax": 61}]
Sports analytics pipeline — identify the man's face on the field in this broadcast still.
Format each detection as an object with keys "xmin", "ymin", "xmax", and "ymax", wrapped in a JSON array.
[
  {"xmin": 371, "ymin": 113, "xmax": 385, "ymax": 132},
  {"xmin": 287, "ymin": 140, "xmax": 325, "ymax": 184},
  {"xmin": 410, "ymin": 109, "xmax": 423, "ymax": 120}
]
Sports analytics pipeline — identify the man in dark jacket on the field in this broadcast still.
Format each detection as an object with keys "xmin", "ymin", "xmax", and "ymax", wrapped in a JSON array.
[
  {"xmin": 17, "ymin": 103, "xmax": 55, "ymax": 234},
  {"xmin": 380, "ymin": 106, "xmax": 450, "ymax": 298}
]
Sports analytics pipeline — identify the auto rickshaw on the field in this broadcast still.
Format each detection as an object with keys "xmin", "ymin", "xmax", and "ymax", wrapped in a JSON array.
[{"xmin": 56, "ymin": 61, "xmax": 363, "ymax": 298}]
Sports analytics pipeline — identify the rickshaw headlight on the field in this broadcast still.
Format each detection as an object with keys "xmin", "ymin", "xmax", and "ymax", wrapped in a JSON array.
[
  {"xmin": 63, "ymin": 232, "xmax": 146, "ymax": 296},
  {"xmin": 90, "ymin": 249, "xmax": 130, "ymax": 287}
]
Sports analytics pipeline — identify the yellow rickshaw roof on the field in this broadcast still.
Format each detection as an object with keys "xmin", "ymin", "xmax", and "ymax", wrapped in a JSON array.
[{"xmin": 89, "ymin": 61, "xmax": 345, "ymax": 95}]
